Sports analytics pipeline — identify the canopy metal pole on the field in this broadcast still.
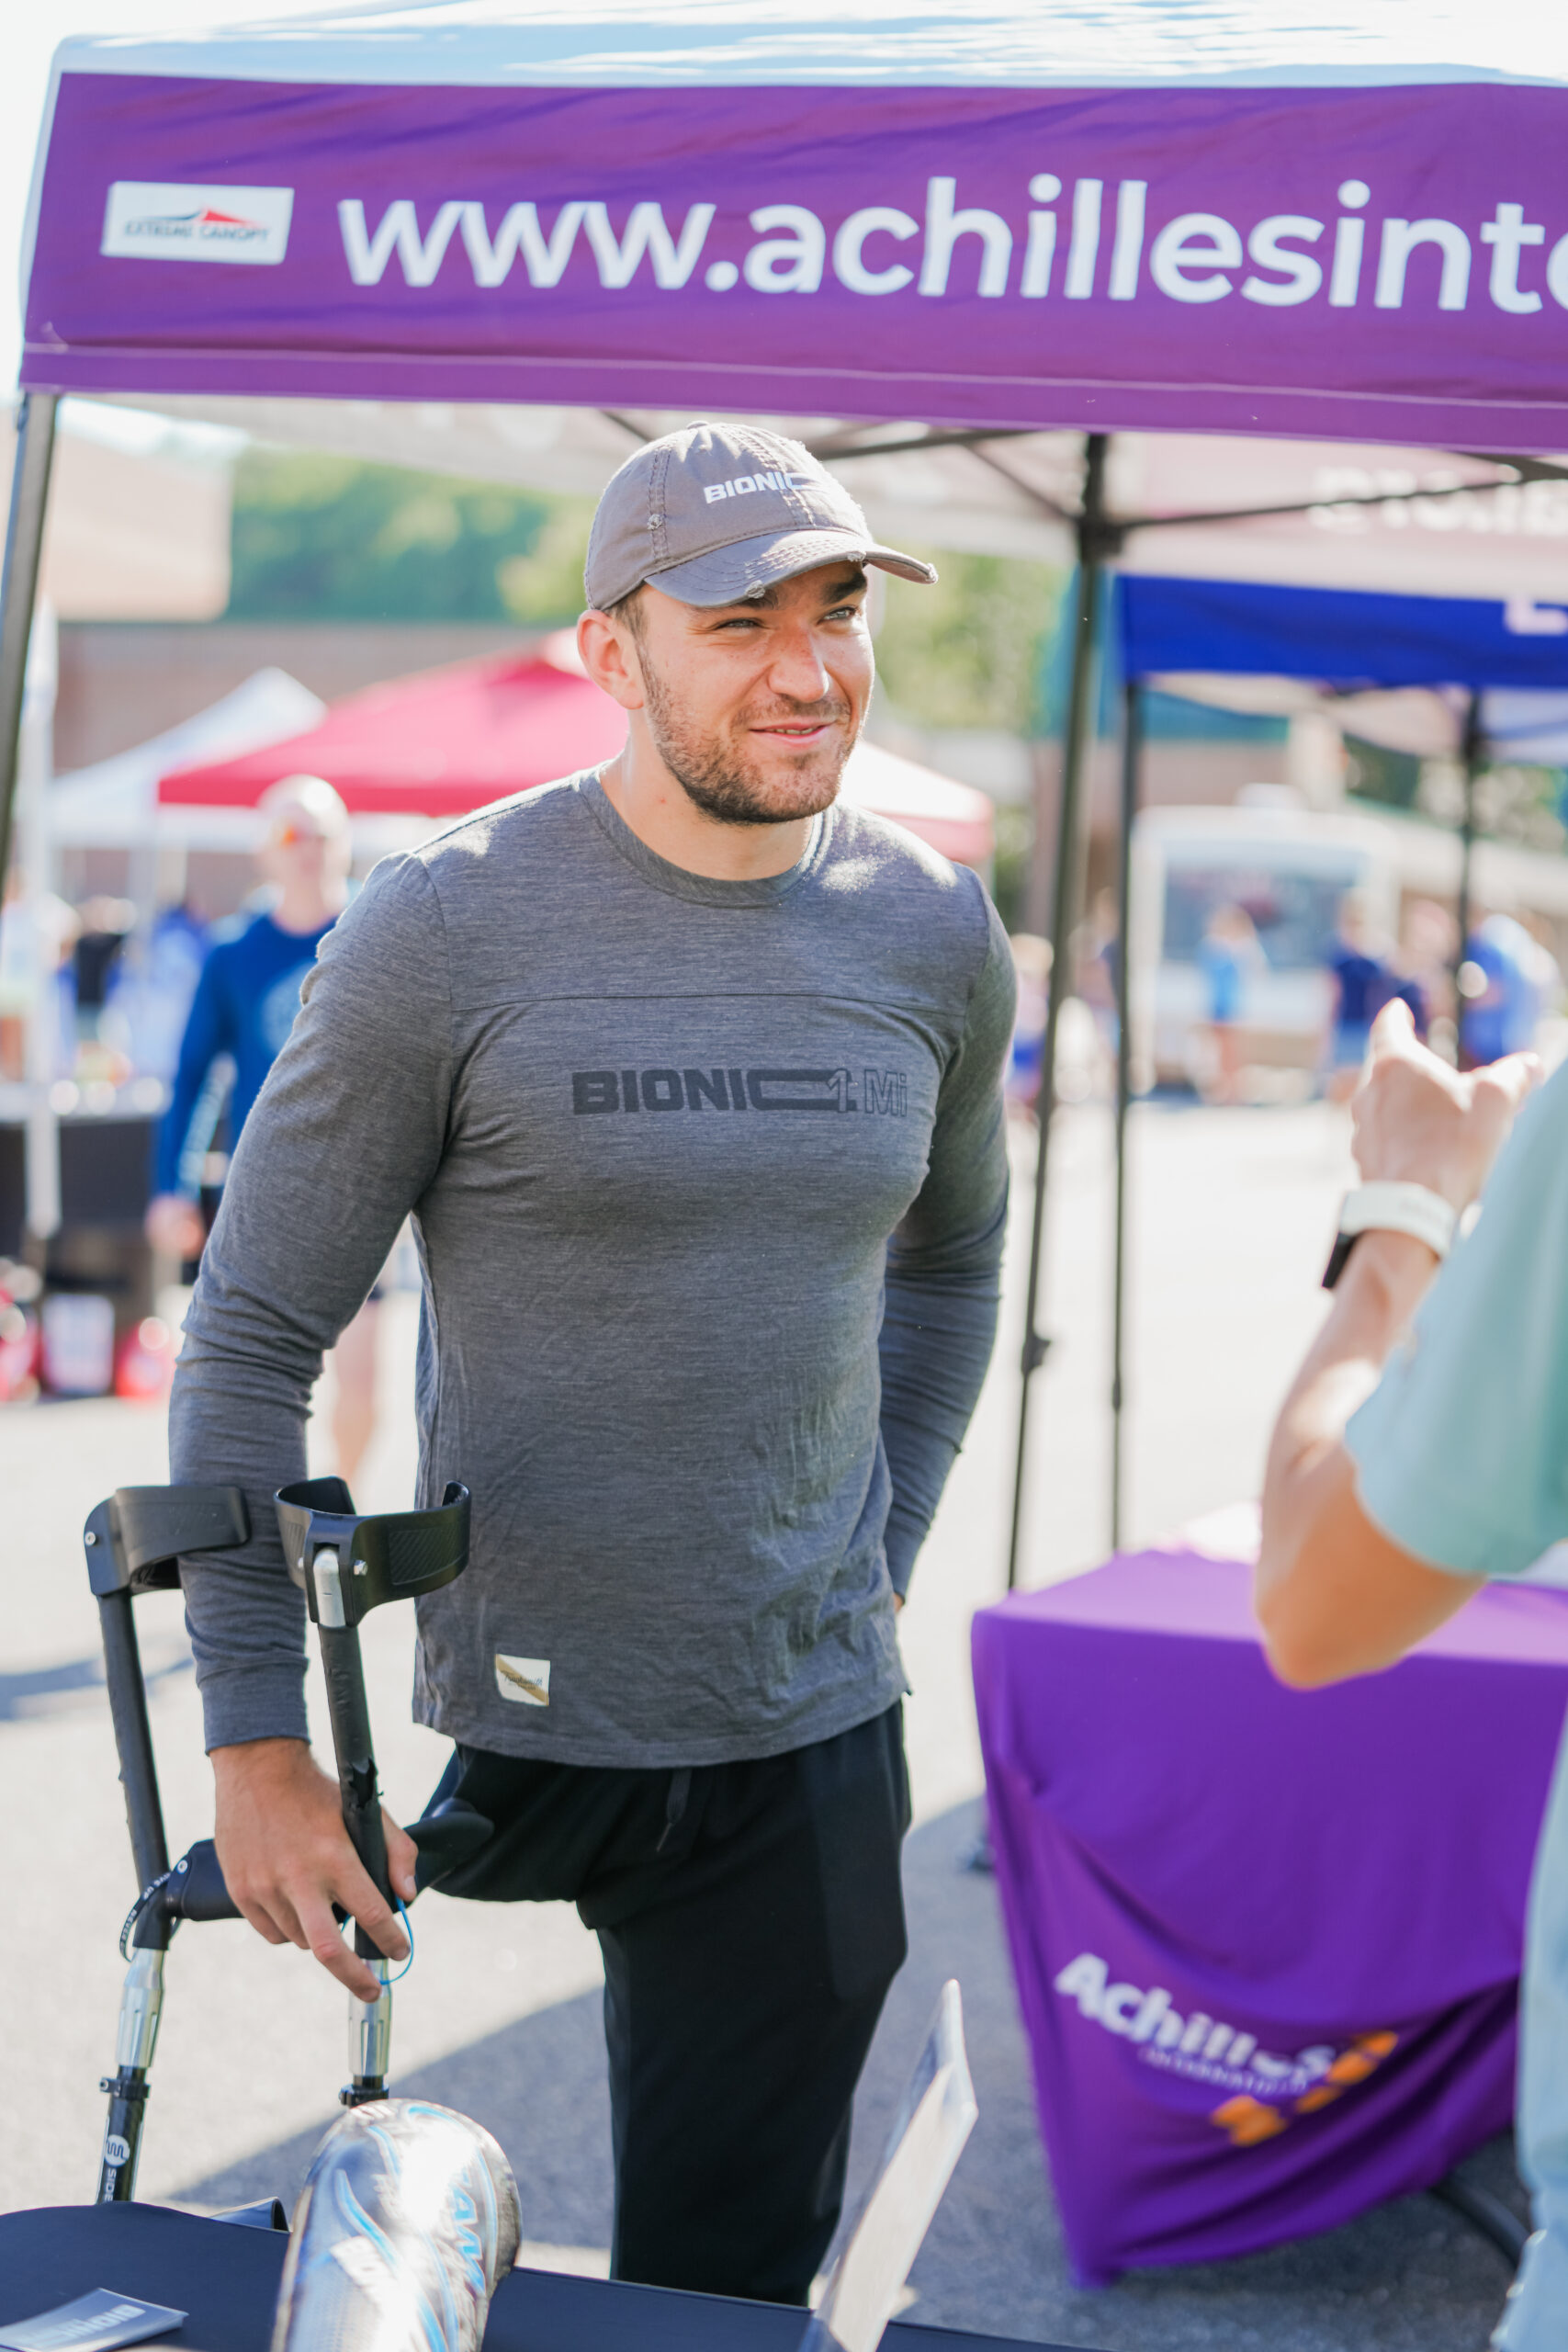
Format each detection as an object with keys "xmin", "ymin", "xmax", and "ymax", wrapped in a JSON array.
[
  {"xmin": 1007, "ymin": 431, "xmax": 1111, "ymax": 1591},
  {"xmin": 0, "ymin": 392, "xmax": 58, "ymax": 895},
  {"xmin": 1455, "ymin": 690, "xmax": 1482, "ymax": 1069},
  {"xmin": 1110, "ymin": 678, "xmax": 1143, "ymax": 1556}
]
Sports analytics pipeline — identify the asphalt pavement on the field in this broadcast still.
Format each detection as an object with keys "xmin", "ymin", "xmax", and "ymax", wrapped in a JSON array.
[{"xmin": 1, "ymin": 1100, "xmax": 1530, "ymax": 2348}]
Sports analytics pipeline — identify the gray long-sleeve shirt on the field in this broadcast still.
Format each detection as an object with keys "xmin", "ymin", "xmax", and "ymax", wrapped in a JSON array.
[{"xmin": 173, "ymin": 772, "xmax": 1014, "ymax": 1768}]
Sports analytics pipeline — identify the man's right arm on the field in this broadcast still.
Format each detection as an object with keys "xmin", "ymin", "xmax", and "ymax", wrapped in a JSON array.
[
  {"xmin": 172, "ymin": 855, "xmax": 453, "ymax": 1995},
  {"xmin": 879, "ymin": 882, "xmax": 1015, "ymax": 1597}
]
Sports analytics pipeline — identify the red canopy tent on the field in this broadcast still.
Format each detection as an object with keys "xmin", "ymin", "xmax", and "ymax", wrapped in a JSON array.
[{"xmin": 158, "ymin": 632, "xmax": 624, "ymax": 817}]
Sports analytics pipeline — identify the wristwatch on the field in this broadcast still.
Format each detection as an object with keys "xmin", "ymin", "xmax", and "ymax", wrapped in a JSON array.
[{"xmin": 1322, "ymin": 1182, "xmax": 1458, "ymax": 1291}]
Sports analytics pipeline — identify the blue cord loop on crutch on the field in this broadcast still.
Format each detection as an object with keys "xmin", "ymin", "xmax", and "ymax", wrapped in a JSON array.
[{"xmin": 384, "ymin": 1897, "xmax": 416, "ymax": 1984}]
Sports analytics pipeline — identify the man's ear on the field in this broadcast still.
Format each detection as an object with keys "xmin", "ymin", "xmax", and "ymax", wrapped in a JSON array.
[{"xmin": 578, "ymin": 608, "xmax": 647, "ymax": 713}]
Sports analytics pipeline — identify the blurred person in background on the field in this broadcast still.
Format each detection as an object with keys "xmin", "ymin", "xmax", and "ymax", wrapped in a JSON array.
[
  {"xmin": 1394, "ymin": 898, "xmax": 1457, "ymax": 1055},
  {"xmin": 1462, "ymin": 908, "xmax": 1557, "ymax": 1069},
  {"xmin": 0, "ymin": 865, "xmax": 75, "ymax": 1082},
  {"xmin": 1007, "ymin": 931, "xmax": 1052, "ymax": 1115},
  {"xmin": 145, "ymin": 774, "xmax": 380, "ymax": 1483},
  {"xmin": 72, "ymin": 894, "xmax": 137, "ymax": 1072},
  {"xmin": 1197, "ymin": 900, "xmax": 1263, "ymax": 1104},
  {"xmin": 103, "ymin": 898, "xmax": 210, "ymax": 1085},
  {"xmin": 1322, "ymin": 888, "xmax": 1391, "ymax": 1103},
  {"xmin": 1257, "ymin": 999, "xmax": 1563, "ymax": 2350},
  {"xmin": 1081, "ymin": 887, "xmax": 1122, "ymax": 1086}
]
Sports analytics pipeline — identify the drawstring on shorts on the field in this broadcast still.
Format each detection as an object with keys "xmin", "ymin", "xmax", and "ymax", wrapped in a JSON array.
[{"xmin": 657, "ymin": 1767, "xmax": 694, "ymax": 1853}]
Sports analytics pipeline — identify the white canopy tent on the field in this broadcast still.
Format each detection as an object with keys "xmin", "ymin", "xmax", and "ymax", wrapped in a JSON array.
[{"xmin": 49, "ymin": 667, "xmax": 326, "ymax": 848}]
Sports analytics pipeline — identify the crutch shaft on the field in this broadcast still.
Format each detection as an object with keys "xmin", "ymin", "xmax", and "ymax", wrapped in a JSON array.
[
  {"xmin": 317, "ymin": 1620, "xmax": 392, "ymax": 1954},
  {"xmin": 96, "ymin": 1589, "xmax": 170, "ymax": 1901}
]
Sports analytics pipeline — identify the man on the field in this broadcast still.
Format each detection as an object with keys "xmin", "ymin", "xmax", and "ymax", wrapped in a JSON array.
[
  {"xmin": 147, "ymin": 774, "xmax": 380, "ymax": 1482},
  {"xmin": 1196, "ymin": 899, "xmax": 1264, "ymax": 1105},
  {"xmin": 1321, "ymin": 888, "xmax": 1391, "ymax": 1102},
  {"xmin": 1258, "ymin": 998, "xmax": 1563, "ymax": 2348},
  {"xmin": 173, "ymin": 422, "xmax": 1014, "ymax": 2302}
]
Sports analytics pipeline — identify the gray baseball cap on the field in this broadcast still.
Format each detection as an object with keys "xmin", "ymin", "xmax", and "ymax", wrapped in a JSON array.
[{"xmin": 583, "ymin": 421, "xmax": 937, "ymax": 610}]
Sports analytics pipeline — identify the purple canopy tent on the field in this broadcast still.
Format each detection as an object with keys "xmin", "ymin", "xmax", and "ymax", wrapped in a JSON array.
[{"xmin": 7, "ymin": 3, "xmax": 1568, "ymax": 1588}]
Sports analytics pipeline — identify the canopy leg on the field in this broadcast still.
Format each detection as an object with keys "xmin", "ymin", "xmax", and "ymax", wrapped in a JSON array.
[
  {"xmin": 0, "ymin": 391, "xmax": 57, "ymax": 894},
  {"xmin": 1110, "ymin": 681, "xmax": 1142, "ymax": 1555},
  {"xmin": 1430, "ymin": 2169, "xmax": 1528, "ymax": 2267},
  {"xmin": 1007, "ymin": 432, "xmax": 1111, "ymax": 1591}
]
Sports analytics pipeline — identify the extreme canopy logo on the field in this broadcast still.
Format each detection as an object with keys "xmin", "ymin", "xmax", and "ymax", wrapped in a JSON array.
[{"xmin": 102, "ymin": 182, "xmax": 294, "ymax": 266}]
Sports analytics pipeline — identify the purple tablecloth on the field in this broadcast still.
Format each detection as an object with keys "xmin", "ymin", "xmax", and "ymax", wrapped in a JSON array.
[{"xmin": 972, "ymin": 1548, "xmax": 1568, "ymax": 2285}]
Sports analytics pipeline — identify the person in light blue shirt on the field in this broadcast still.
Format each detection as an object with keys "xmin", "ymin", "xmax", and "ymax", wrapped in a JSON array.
[
  {"xmin": 1257, "ymin": 1001, "xmax": 1561, "ymax": 2348},
  {"xmin": 1196, "ymin": 900, "xmax": 1263, "ymax": 1104},
  {"xmin": 1322, "ymin": 888, "xmax": 1392, "ymax": 1102}
]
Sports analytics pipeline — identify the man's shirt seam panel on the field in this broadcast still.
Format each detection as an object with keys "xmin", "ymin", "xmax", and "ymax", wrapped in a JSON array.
[{"xmin": 447, "ymin": 988, "xmax": 968, "ymax": 1010}]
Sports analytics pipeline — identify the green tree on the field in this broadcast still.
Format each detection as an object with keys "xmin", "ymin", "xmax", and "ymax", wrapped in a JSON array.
[
  {"xmin": 226, "ymin": 458, "xmax": 1066, "ymax": 717},
  {"xmin": 226, "ymin": 449, "xmax": 558, "ymax": 621},
  {"xmin": 497, "ymin": 498, "xmax": 598, "ymax": 626},
  {"xmin": 871, "ymin": 548, "xmax": 1064, "ymax": 733}
]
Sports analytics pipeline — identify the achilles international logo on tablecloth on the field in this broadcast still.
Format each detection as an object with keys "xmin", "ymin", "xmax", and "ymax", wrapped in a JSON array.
[
  {"xmin": 1053, "ymin": 1952, "xmax": 1398, "ymax": 2146},
  {"xmin": 101, "ymin": 183, "xmax": 294, "ymax": 266}
]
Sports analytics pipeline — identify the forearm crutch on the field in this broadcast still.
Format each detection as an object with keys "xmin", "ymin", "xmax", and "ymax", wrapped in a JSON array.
[
  {"xmin": 275, "ymin": 1476, "xmax": 469, "ymax": 2107},
  {"xmin": 85, "ymin": 1477, "xmax": 474, "ymax": 2200}
]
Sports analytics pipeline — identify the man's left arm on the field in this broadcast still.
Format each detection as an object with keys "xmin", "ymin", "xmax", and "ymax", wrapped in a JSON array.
[
  {"xmin": 1258, "ymin": 1002, "xmax": 1555, "ymax": 1686},
  {"xmin": 880, "ymin": 887, "xmax": 1016, "ymax": 1599}
]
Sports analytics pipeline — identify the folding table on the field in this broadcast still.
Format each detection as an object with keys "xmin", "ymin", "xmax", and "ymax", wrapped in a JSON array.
[
  {"xmin": 973, "ymin": 1546, "xmax": 1568, "ymax": 2284},
  {"xmin": 0, "ymin": 2205, "xmax": 1078, "ymax": 2352}
]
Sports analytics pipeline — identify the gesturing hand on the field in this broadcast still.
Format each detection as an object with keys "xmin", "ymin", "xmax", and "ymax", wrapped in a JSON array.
[
  {"xmin": 1351, "ymin": 1000, "xmax": 1540, "ymax": 1216},
  {"xmin": 213, "ymin": 1736, "xmax": 417, "ymax": 2003}
]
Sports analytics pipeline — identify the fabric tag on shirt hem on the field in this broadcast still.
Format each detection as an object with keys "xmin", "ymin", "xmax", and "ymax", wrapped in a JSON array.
[{"xmin": 495, "ymin": 1654, "xmax": 551, "ymax": 1705}]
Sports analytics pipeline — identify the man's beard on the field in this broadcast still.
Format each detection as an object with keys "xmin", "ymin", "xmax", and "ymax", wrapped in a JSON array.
[{"xmin": 641, "ymin": 655, "xmax": 856, "ymax": 828}]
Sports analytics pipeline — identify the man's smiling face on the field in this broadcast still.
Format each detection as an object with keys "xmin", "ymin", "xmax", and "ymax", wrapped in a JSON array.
[{"xmin": 626, "ymin": 563, "xmax": 874, "ymax": 828}]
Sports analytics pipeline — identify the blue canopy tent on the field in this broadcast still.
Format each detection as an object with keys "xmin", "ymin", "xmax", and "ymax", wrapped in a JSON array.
[
  {"xmin": 1119, "ymin": 573, "xmax": 1568, "ymax": 1035},
  {"xmin": 1104, "ymin": 571, "xmax": 1568, "ymax": 1540},
  {"xmin": 1122, "ymin": 576, "xmax": 1568, "ymax": 695}
]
